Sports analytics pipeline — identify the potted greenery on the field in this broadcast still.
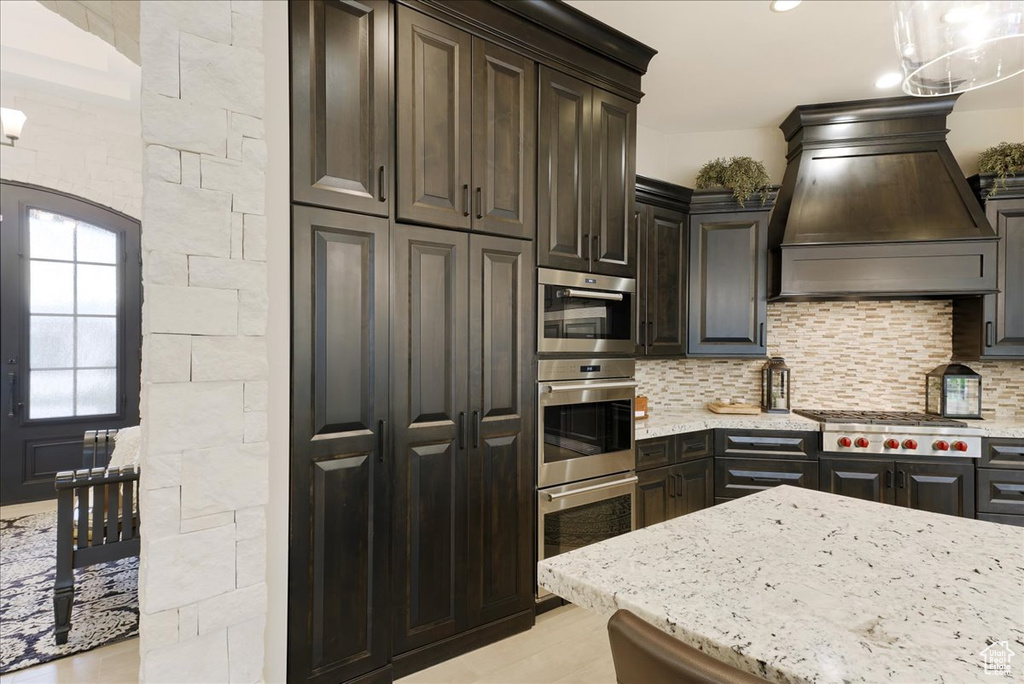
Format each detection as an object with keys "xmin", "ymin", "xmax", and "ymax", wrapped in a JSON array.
[
  {"xmin": 977, "ymin": 142, "xmax": 1024, "ymax": 197},
  {"xmin": 695, "ymin": 156, "xmax": 772, "ymax": 207}
]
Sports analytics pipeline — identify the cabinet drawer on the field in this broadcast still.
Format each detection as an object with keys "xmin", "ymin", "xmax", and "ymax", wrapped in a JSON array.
[
  {"xmin": 977, "ymin": 512, "xmax": 1024, "ymax": 527},
  {"xmin": 636, "ymin": 436, "xmax": 674, "ymax": 471},
  {"xmin": 678, "ymin": 430, "xmax": 713, "ymax": 462},
  {"xmin": 715, "ymin": 430, "xmax": 818, "ymax": 460},
  {"xmin": 981, "ymin": 438, "xmax": 1024, "ymax": 469},
  {"xmin": 714, "ymin": 457, "xmax": 818, "ymax": 499},
  {"xmin": 978, "ymin": 468, "xmax": 1024, "ymax": 514}
]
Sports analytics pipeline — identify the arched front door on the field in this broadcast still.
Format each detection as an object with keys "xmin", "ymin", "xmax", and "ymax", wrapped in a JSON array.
[{"xmin": 0, "ymin": 182, "xmax": 141, "ymax": 504}]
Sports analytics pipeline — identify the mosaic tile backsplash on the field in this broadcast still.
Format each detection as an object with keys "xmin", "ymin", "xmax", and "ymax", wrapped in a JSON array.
[{"xmin": 638, "ymin": 300, "xmax": 1024, "ymax": 417}]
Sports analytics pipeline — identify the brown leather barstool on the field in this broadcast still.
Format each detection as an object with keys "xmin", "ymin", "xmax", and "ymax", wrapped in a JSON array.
[{"xmin": 607, "ymin": 609, "xmax": 771, "ymax": 684}]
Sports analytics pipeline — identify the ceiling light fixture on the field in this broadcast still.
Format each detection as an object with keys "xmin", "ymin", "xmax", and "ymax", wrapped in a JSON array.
[
  {"xmin": 875, "ymin": 71, "xmax": 904, "ymax": 88},
  {"xmin": 893, "ymin": 1, "xmax": 1024, "ymax": 96},
  {"xmin": 770, "ymin": 0, "xmax": 802, "ymax": 12},
  {"xmin": 0, "ymin": 108, "xmax": 27, "ymax": 147}
]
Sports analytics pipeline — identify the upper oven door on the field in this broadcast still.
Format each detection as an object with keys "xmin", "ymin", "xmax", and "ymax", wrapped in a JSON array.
[
  {"xmin": 537, "ymin": 379, "xmax": 635, "ymax": 488},
  {"xmin": 538, "ymin": 269, "xmax": 635, "ymax": 354}
]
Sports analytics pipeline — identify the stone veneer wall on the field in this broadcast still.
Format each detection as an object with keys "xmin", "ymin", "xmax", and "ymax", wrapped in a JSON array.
[
  {"xmin": 638, "ymin": 300, "xmax": 1024, "ymax": 417},
  {"xmin": 138, "ymin": 2, "xmax": 268, "ymax": 682},
  {"xmin": 36, "ymin": 0, "xmax": 141, "ymax": 64}
]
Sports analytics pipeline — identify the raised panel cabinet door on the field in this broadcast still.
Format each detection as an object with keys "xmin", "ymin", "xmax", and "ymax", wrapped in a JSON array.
[
  {"xmin": 397, "ymin": 8, "xmax": 472, "ymax": 229},
  {"xmin": 471, "ymin": 39, "xmax": 536, "ymax": 239},
  {"xmin": 819, "ymin": 459, "xmax": 894, "ymax": 505},
  {"xmin": 671, "ymin": 458, "xmax": 714, "ymax": 518},
  {"xmin": 645, "ymin": 205, "xmax": 687, "ymax": 356},
  {"xmin": 895, "ymin": 461, "xmax": 975, "ymax": 518},
  {"xmin": 289, "ymin": 206, "xmax": 390, "ymax": 684},
  {"xmin": 590, "ymin": 88, "xmax": 637, "ymax": 278},
  {"xmin": 391, "ymin": 224, "xmax": 470, "ymax": 653},
  {"xmin": 990, "ymin": 199, "xmax": 1024, "ymax": 356},
  {"xmin": 634, "ymin": 204, "xmax": 648, "ymax": 354},
  {"xmin": 635, "ymin": 435, "xmax": 674, "ymax": 471},
  {"xmin": 290, "ymin": 0, "xmax": 391, "ymax": 216},
  {"xmin": 687, "ymin": 212, "xmax": 768, "ymax": 357},
  {"xmin": 467, "ymin": 234, "xmax": 535, "ymax": 626},
  {"xmin": 537, "ymin": 66, "xmax": 591, "ymax": 271},
  {"xmin": 636, "ymin": 467, "xmax": 672, "ymax": 529}
]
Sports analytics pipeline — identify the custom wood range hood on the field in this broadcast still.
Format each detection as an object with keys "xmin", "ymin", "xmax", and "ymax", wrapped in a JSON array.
[{"xmin": 768, "ymin": 95, "xmax": 999, "ymax": 300}]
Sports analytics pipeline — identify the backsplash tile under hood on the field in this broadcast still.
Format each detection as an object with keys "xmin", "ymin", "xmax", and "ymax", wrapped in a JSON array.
[{"xmin": 638, "ymin": 300, "xmax": 1024, "ymax": 417}]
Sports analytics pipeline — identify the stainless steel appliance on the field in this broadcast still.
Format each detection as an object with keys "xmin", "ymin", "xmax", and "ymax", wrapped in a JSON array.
[
  {"xmin": 537, "ymin": 358, "xmax": 636, "ymax": 488},
  {"xmin": 794, "ymin": 410, "xmax": 984, "ymax": 458},
  {"xmin": 537, "ymin": 268, "xmax": 635, "ymax": 355}
]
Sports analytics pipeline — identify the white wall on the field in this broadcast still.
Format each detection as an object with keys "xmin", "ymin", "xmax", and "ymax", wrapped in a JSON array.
[
  {"xmin": 0, "ymin": 83, "xmax": 142, "ymax": 218},
  {"xmin": 638, "ymin": 107, "xmax": 1024, "ymax": 187}
]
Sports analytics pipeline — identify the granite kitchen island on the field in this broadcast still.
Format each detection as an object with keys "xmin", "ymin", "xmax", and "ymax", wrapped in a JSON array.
[{"xmin": 538, "ymin": 486, "xmax": 1024, "ymax": 684}]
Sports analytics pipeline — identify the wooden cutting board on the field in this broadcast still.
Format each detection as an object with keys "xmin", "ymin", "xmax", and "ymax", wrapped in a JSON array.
[{"xmin": 707, "ymin": 402, "xmax": 761, "ymax": 415}]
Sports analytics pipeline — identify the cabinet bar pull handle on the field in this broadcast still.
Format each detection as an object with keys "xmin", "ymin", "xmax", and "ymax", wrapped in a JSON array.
[
  {"xmin": 640, "ymin": 320, "xmax": 646, "ymax": 348},
  {"xmin": 751, "ymin": 476, "xmax": 782, "ymax": 483},
  {"xmin": 648, "ymin": 321, "xmax": 653, "ymax": 346},
  {"xmin": 583, "ymin": 233, "xmax": 590, "ymax": 260},
  {"xmin": 472, "ymin": 410, "xmax": 480, "ymax": 448},
  {"xmin": 463, "ymin": 185, "xmax": 470, "ymax": 217},
  {"xmin": 668, "ymin": 474, "xmax": 676, "ymax": 498},
  {"xmin": 378, "ymin": 166, "xmax": 386, "ymax": 202},
  {"xmin": 759, "ymin": 322, "xmax": 765, "ymax": 348},
  {"xmin": 885, "ymin": 469, "xmax": 893, "ymax": 489},
  {"xmin": 592, "ymin": 234, "xmax": 599, "ymax": 260},
  {"xmin": 986, "ymin": 321, "xmax": 994, "ymax": 347},
  {"xmin": 475, "ymin": 187, "xmax": 483, "ymax": 219},
  {"xmin": 378, "ymin": 419, "xmax": 386, "ymax": 463},
  {"xmin": 7, "ymin": 372, "xmax": 17, "ymax": 417},
  {"xmin": 458, "ymin": 411, "xmax": 467, "ymax": 450},
  {"xmin": 676, "ymin": 474, "xmax": 684, "ymax": 497},
  {"xmin": 898, "ymin": 470, "xmax": 906, "ymax": 489}
]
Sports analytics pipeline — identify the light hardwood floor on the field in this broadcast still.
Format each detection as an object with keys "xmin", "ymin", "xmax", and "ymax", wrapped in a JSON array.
[{"xmin": 0, "ymin": 606, "xmax": 613, "ymax": 684}]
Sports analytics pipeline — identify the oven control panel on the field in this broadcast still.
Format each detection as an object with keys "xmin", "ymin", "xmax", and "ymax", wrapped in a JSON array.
[{"xmin": 823, "ymin": 427, "xmax": 982, "ymax": 458}]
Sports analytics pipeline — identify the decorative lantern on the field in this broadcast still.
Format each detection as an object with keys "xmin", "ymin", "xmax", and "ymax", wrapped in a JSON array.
[
  {"xmin": 926, "ymin": 363, "xmax": 982, "ymax": 419},
  {"xmin": 761, "ymin": 357, "xmax": 791, "ymax": 414}
]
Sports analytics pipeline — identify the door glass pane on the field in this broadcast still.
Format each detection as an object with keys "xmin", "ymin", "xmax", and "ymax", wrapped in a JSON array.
[
  {"xmin": 77, "ymin": 264, "xmax": 116, "ymax": 315},
  {"xmin": 29, "ymin": 209, "xmax": 75, "ymax": 261},
  {"xmin": 541, "ymin": 284, "xmax": 633, "ymax": 342},
  {"xmin": 77, "ymin": 317, "xmax": 117, "ymax": 367},
  {"xmin": 30, "ymin": 261, "xmax": 75, "ymax": 314},
  {"xmin": 542, "ymin": 398, "xmax": 633, "ymax": 463},
  {"xmin": 543, "ymin": 494, "xmax": 632, "ymax": 560},
  {"xmin": 29, "ymin": 370, "xmax": 74, "ymax": 419},
  {"xmin": 30, "ymin": 316, "xmax": 74, "ymax": 369},
  {"xmin": 76, "ymin": 369, "xmax": 117, "ymax": 416},
  {"xmin": 77, "ymin": 222, "xmax": 117, "ymax": 264}
]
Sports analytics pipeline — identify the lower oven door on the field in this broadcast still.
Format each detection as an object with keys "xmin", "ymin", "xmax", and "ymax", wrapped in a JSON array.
[
  {"xmin": 537, "ymin": 472, "xmax": 637, "ymax": 597},
  {"xmin": 537, "ymin": 379, "xmax": 635, "ymax": 488}
]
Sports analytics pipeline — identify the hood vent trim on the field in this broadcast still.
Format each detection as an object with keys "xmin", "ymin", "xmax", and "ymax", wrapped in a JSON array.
[{"xmin": 768, "ymin": 96, "xmax": 997, "ymax": 301}]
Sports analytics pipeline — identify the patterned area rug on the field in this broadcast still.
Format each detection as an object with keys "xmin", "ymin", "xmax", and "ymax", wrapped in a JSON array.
[{"xmin": 0, "ymin": 510, "xmax": 138, "ymax": 674}]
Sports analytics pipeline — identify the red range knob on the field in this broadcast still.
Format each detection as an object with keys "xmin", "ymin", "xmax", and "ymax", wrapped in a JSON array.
[
  {"xmin": 952, "ymin": 441, "xmax": 969, "ymax": 452},
  {"xmin": 902, "ymin": 439, "xmax": 918, "ymax": 450},
  {"xmin": 855, "ymin": 437, "xmax": 870, "ymax": 448},
  {"xmin": 838, "ymin": 437, "xmax": 852, "ymax": 448},
  {"xmin": 884, "ymin": 438, "xmax": 900, "ymax": 449},
  {"xmin": 933, "ymin": 440, "xmax": 950, "ymax": 451}
]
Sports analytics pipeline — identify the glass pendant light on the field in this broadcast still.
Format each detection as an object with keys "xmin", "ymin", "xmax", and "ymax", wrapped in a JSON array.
[{"xmin": 894, "ymin": 1, "xmax": 1024, "ymax": 96}]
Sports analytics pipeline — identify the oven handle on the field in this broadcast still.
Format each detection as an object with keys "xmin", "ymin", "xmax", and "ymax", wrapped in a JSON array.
[
  {"xmin": 545, "ymin": 380, "xmax": 638, "ymax": 393},
  {"xmin": 545, "ymin": 475, "xmax": 638, "ymax": 501},
  {"xmin": 560, "ymin": 288, "xmax": 624, "ymax": 302}
]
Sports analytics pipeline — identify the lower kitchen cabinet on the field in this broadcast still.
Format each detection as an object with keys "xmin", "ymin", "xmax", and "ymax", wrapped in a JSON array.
[
  {"xmin": 714, "ymin": 457, "xmax": 818, "ymax": 500},
  {"xmin": 976, "ymin": 437, "xmax": 1024, "ymax": 526},
  {"xmin": 637, "ymin": 458, "xmax": 713, "ymax": 528},
  {"xmin": 820, "ymin": 458, "xmax": 975, "ymax": 518},
  {"xmin": 820, "ymin": 458, "xmax": 893, "ymax": 505}
]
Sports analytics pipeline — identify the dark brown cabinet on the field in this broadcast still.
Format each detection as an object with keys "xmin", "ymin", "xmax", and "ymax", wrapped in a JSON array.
[
  {"xmin": 290, "ymin": 0, "xmax": 392, "ymax": 217},
  {"xmin": 289, "ymin": 206, "xmax": 391, "ymax": 684},
  {"xmin": 820, "ymin": 457, "xmax": 975, "ymax": 518},
  {"xmin": 391, "ymin": 225, "xmax": 534, "ymax": 657},
  {"xmin": 538, "ymin": 66, "xmax": 636, "ymax": 276},
  {"xmin": 397, "ymin": 9, "xmax": 535, "ymax": 237},
  {"xmin": 715, "ymin": 457, "xmax": 818, "ymax": 499},
  {"xmin": 687, "ymin": 193, "xmax": 770, "ymax": 357},
  {"xmin": 953, "ymin": 177, "xmax": 1024, "ymax": 359},
  {"xmin": 635, "ymin": 178, "xmax": 689, "ymax": 356},
  {"xmin": 637, "ymin": 459, "xmax": 713, "ymax": 528},
  {"xmin": 977, "ymin": 437, "xmax": 1024, "ymax": 526}
]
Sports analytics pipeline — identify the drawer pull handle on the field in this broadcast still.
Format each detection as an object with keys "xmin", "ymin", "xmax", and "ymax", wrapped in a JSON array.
[{"xmin": 751, "ymin": 477, "xmax": 782, "ymax": 483}]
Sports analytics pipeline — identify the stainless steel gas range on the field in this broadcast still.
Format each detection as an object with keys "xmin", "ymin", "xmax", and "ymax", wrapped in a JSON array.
[{"xmin": 794, "ymin": 410, "xmax": 985, "ymax": 458}]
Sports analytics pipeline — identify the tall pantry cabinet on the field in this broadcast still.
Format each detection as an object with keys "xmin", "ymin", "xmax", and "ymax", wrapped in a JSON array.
[{"xmin": 288, "ymin": 3, "xmax": 654, "ymax": 683}]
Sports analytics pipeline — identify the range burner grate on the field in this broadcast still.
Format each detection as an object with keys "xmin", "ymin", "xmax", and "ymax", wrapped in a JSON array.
[{"xmin": 793, "ymin": 410, "xmax": 967, "ymax": 428}]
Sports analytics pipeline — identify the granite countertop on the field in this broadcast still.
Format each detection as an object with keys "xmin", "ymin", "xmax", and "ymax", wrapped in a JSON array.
[
  {"xmin": 538, "ymin": 486, "xmax": 1024, "ymax": 684},
  {"xmin": 636, "ymin": 409, "xmax": 1024, "ymax": 440}
]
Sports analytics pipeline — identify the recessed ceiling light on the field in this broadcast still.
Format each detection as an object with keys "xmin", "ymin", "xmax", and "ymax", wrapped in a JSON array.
[
  {"xmin": 875, "ymin": 71, "xmax": 903, "ymax": 89},
  {"xmin": 770, "ymin": 0, "xmax": 802, "ymax": 11}
]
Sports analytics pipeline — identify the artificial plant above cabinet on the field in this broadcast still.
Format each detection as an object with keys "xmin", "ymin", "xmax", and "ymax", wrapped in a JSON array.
[
  {"xmin": 396, "ymin": 8, "xmax": 536, "ymax": 239},
  {"xmin": 952, "ymin": 175, "xmax": 1024, "ymax": 360},
  {"xmin": 537, "ymin": 66, "xmax": 637, "ymax": 276}
]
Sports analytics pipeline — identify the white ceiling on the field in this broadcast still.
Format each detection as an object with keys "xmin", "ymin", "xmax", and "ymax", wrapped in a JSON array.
[{"xmin": 566, "ymin": 0, "xmax": 1024, "ymax": 134}]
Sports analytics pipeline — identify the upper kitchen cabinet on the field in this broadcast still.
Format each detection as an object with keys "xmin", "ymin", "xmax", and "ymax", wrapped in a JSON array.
[
  {"xmin": 687, "ymin": 190, "xmax": 774, "ymax": 357},
  {"xmin": 953, "ymin": 175, "xmax": 1024, "ymax": 360},
  {"xmin": 635, "ymin": 177, "xmax": 691, "ymax": 356},
  {"xmin": 290, "ymin": 0, "xmax": 392, "ymax": 217},
  {"xmin": 538, "ymin": 66, "xmax": 638, "ymax": 276},
  {"xmin": 397, "ymin": 9, "xmax": 536, "ymax": 238}
]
